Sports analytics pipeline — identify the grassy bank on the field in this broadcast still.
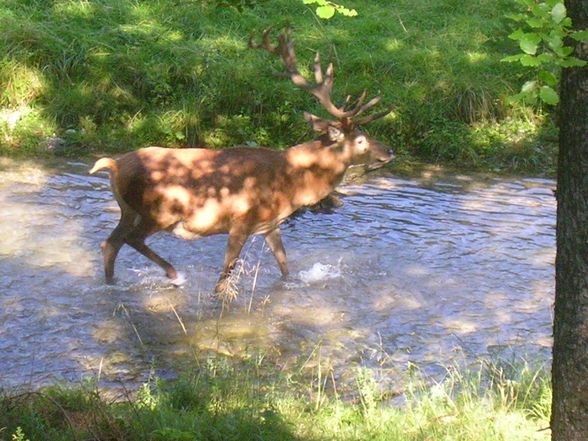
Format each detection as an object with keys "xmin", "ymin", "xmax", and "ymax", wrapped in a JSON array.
[
  {"xmin": 0, "ymin": 356, "xmax": 550, "ymax": 441},
  {"xmin": 0, "ymin": 0, "xmax": 556, "ymax": 173}
]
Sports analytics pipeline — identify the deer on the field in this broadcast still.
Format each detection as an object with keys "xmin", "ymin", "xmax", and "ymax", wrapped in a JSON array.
[{"xmin": 89, "ymin": 26, "xmax": 393, "ymax": 294}]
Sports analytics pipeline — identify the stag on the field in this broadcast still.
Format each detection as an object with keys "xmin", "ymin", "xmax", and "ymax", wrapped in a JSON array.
[{"xmin": 90, "ymin": 27, "xmax": 393, "ymax": 294}]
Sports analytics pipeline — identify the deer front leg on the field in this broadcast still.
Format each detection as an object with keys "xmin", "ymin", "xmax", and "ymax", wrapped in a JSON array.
[
  {"xmin": 265, "ymin": 228, "xmax": 289, "ymax": 277},
  {"xmin": 215, "ymin": 229, "xmax": 249, "ymax": 295}
]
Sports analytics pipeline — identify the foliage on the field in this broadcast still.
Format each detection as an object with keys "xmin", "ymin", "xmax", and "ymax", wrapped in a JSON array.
[
  {"xmin": 0, "ymin": 356, "xmax": 551, "ymax": 441},
  {"xmin": 302, "ymin": 0, "xmax": 358, "ymax": 19},
  {"xmin": 502, "ymin": 0, "xmax": 587, "ymax": 105},
  {"xmin": 0, "ymin": 0, "xmax": 557, "ymax": 173},
  {"xmin": 10, "ymin": 427, "xmax": 30, "ymax": 441}
]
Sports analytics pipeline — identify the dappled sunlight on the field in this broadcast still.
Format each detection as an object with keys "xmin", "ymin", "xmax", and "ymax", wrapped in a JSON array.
[
  {"xmin": 466, "ymin": 51, "xmax": 489, "ymax": 64},
  {"xmin": 52, "ymin": 0, "xmax": 97, "ymax": 18},
  {"xmin": 0, "ymin": 157, "xmax": 49, "ymax": 184},
  {"xmin": 373, "ymin": 290, "xmax": 423, "ymax": 313},
  {"xmin": 442, "ymin": 319, "xmax": 479, "ymax": 335},
  {"xmin": 0, "ymin": 193, "xmax": 95, "ymax": 277},
  {"xmin": 491, "ymin": 305, "xmax": 514, "ymax": 326},
  {"xmin": 531, "ymin": 247, "xmax": 555, "ymax": 267},
  {"xmin": 272, "ymin": 302, "xmax": 344, "ymax": 327},
  {"xmin": 93, "ymin": 319, "xmax": 128, "ymax": 345},
  {"xmin": 385, "ymin": 39, "xmax": 404, "ymax": 51},
  {"xmin": 0, "ymin": 160, "xmax": 95, "ymax": 277},
  {"xmin": 184, "ymin": 315, "xmax": 272, "ymax": 357},
  {"xmin": 143, "ymin": 290, "xmax": 190, "ymax": 314}
]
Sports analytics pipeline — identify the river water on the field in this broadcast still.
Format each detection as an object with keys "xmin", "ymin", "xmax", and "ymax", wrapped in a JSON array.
[{"xmin": 0, "ymin": 157, "xmax": 555, "ymax": 389}]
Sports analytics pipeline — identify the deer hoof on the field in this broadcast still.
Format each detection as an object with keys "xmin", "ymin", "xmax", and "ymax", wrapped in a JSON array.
[{"xmin": 170, "ymin": 272, "xmax": 186, "ymax": 287}]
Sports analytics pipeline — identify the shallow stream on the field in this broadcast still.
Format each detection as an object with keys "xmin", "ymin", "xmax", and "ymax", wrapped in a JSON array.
[{"xmin": 0, "ymin": 158, "xmax": 555, "ymax": 388}]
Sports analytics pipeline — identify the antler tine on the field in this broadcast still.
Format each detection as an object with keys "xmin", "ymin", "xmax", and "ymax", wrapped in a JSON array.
[
  {"xmin": 343, "ymin": 90, "xmax": 368, "ymax": 117},
  {"xmin": 313, "ymin": 61, "xmax": 346, "ymax": 119},
  {"xmin": 342, "ymin": 94, "xmax": 353, "ymax": 110},
  {"xmin": 351, "ymin": 94, "xmax": 381, "ymax": 118},
  {"xmin": 248, "ymin": 26, "xmax": 279, "ymax": 54},
  {"xmin": 354, "ymin": 107, "xmax": 393, "ymax": 126},
  {"xmin": 313, "ymin": 52, "xmax": 323, "ymax": 84},
  {"xmin": 251, "ymin": 27, "xmax": 390, "ymax": 122}
]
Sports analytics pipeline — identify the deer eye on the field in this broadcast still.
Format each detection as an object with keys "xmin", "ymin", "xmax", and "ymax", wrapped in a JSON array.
[{"xmin": 357, "ymin": 135, "xmax": 366, "ymax": 145}]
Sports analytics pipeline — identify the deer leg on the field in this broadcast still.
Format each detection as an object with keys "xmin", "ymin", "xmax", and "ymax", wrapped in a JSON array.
[
  {"xmin": 102, "ymin": 211, "xmax": 139, "ymax": 284},
  {"xmin": 215, "ymin": 230, "xmax": 249, "ymax": 294},
  {"xmin": 102, "ymin": 234, "xmax": 124, "ymax": 284},
  {"xmin": 125, "ymin": 224, "xmax": 178, "ymax": 280},
  {"xmin": 264, "ymin": 228, "xmax": 289, "ymax": 277}
]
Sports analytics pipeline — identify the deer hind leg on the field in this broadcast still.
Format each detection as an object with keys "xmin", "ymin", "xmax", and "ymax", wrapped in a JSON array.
[
  {"xmin": 124, "ymin": 219, "xmax": 178, "ymax": 281},
  {"xmin": 265, "ymin": 228, "xmax": 289, "ymax": 277},
  {"xmin": 102, "ymin": 210, "xmax": 140, "ymax": 284}
]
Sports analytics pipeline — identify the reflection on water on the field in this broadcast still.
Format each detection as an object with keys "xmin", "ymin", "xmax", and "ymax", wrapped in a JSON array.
[{"xmin": 0, "ymin": 158, "xmax": 555, "ymax": 388}]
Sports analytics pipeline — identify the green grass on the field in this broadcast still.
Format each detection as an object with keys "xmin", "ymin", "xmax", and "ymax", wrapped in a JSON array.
[
  {"xmin": 0, "ymin": 356, "xmax": 551, "ymax": 441},
  {"xmin": 0, "ymin": 0, "xmax": 556, "ymax": 173}
]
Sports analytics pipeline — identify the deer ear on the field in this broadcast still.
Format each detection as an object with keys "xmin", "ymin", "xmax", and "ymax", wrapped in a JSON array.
[
  {"xmin": 304, "ymin": 113, "xmax": 344, "ymax": 142},
  {"xmin": 304, "ymin": 112, "xmax": 330, "ymax": 133},
  {"xmin": 327, "ymin": 125, "xmax": 344, "ymax": 142}
]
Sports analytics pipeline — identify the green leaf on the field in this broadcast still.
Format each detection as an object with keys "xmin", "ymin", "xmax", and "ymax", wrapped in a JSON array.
[
  {"xmin": 520, "ymin": 54, "xmax": 542, "ymax": 66},
  {"xmin": 539, "ymin": 85, "xmax": 559, "ymax": 105},
  {"xmin": 339, "ymin": 7, "xmax": 358, "ymax": 16},
  {"xmin": 559, "ymin": 57, "xmax": 588, "ymax": 67},
  {"xmin": 519, "ymin": 33, "xmax": 541, "ymax": 55},
  {"xmin": 501, "ymin": 54, "xmax": 524, "ymax": 63},
  {"xmin": 511, "ymin": 90, "xmax": 538, "ymax": 104},
  {"xmin": 525, "ymin": 17, "xmax": 544, "ymax": 28},
  {"xmin": 554, "ymin": 46, "xmax": 574, "ymax": 57},
  {"xmin": 571, "ymin": 30, "xmax": 588, "ymax": 41},
  {"xmin": 537, "ymin": 53, "xmax": 555, "ymax": 63},
  {"xmin": 508, "ymin": 29, "xmax": 526, "ymax": 40},
  {"xmin": 316, "ymin": 5, "xmax": 336, "ymax": 19},
  {"xmin": 550, "ymin": 3, "xmax": 567, "ymax": 24},
  {"xmin": 531, "ymin": 3, "xmax": 551, "ymax": 19},
  {"xmin": 505, "ymin": 13, "xmax": 526, "ymax": 22},
  {"xmin": 547, "ymin": 34, "xmax": 563, "ymax": 51},
  {"xmin": 538, "ymin": 70, "xmax": 558, "ymax": 86},
  {"xmin": 521, "ymin": 80, "xmax": 538, "ymax": 93}
]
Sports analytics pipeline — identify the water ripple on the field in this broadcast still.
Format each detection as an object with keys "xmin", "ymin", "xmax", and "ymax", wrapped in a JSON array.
[{"xmin": 0, "ymin": 160, "xmax": 555, "ymax": 388}]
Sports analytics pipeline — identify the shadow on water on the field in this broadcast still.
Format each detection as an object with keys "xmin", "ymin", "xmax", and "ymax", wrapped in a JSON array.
[{"xmin": 0, "ymin": 158, "xmax": 555, "ymax": 391}]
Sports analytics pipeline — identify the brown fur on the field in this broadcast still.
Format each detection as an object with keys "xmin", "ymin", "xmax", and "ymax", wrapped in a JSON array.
[{"xmin": 90, "ymin": 132, "xmax": 392, "ymax": 291}]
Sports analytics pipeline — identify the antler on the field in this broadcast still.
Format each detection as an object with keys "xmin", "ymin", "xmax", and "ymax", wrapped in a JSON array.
[{"xmin": 249, "ymin": 27, "xmax": 388, "ymax": 124}]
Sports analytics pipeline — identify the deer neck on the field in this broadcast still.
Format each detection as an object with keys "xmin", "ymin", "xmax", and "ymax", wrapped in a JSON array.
[{"xmin": 284, "ymin": 139, "xmax": 350, "ymax": 207}]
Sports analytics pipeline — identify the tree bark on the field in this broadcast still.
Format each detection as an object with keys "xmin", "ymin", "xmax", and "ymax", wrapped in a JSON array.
[{"xmin": 551, "ymin": 1, "xmax": 588, "ymax": 439}]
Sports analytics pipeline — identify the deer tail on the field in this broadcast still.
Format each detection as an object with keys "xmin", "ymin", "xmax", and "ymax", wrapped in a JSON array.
[
  {"xmin": 89, "ymin": 157, "xmax": 131, "ymax": 213},
  {"xmin": 89, "ymin": 157, "xmax": 117, "ymax": 175}
]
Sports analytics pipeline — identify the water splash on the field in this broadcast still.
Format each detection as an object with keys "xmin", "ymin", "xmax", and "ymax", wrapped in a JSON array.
[{"xmin": 298, "ymin": 260, "xmax": 342, "ymax": 284}]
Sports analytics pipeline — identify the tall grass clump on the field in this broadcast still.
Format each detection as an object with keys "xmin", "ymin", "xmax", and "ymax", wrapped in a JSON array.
[
  {"xmin": 0, "ymin": 355, "xmax": 551, "ymax": 441},
  {"xmin": 0, "ymin": 0, "xmax": 555, "ymax": 172}
]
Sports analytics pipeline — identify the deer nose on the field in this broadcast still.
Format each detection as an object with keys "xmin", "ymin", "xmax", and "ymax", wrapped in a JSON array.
[{"xmin": 376, "ymin": 142, "xmax": 394, "ymax": 162}]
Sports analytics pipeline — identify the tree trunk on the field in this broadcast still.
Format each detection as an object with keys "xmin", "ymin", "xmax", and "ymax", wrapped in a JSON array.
[{"xmin": 551, "ymin": 1, "xmax": 588, "ymax": 439}]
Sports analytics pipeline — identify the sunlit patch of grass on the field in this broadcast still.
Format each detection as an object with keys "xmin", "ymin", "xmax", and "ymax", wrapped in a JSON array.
[
  {"xmin": 0, "ymin": 355, "xmax": 551, "ymax": 441},
  {"xmin": 0, "ymin": 0, "xmax": 555, "ymax": 173}
]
